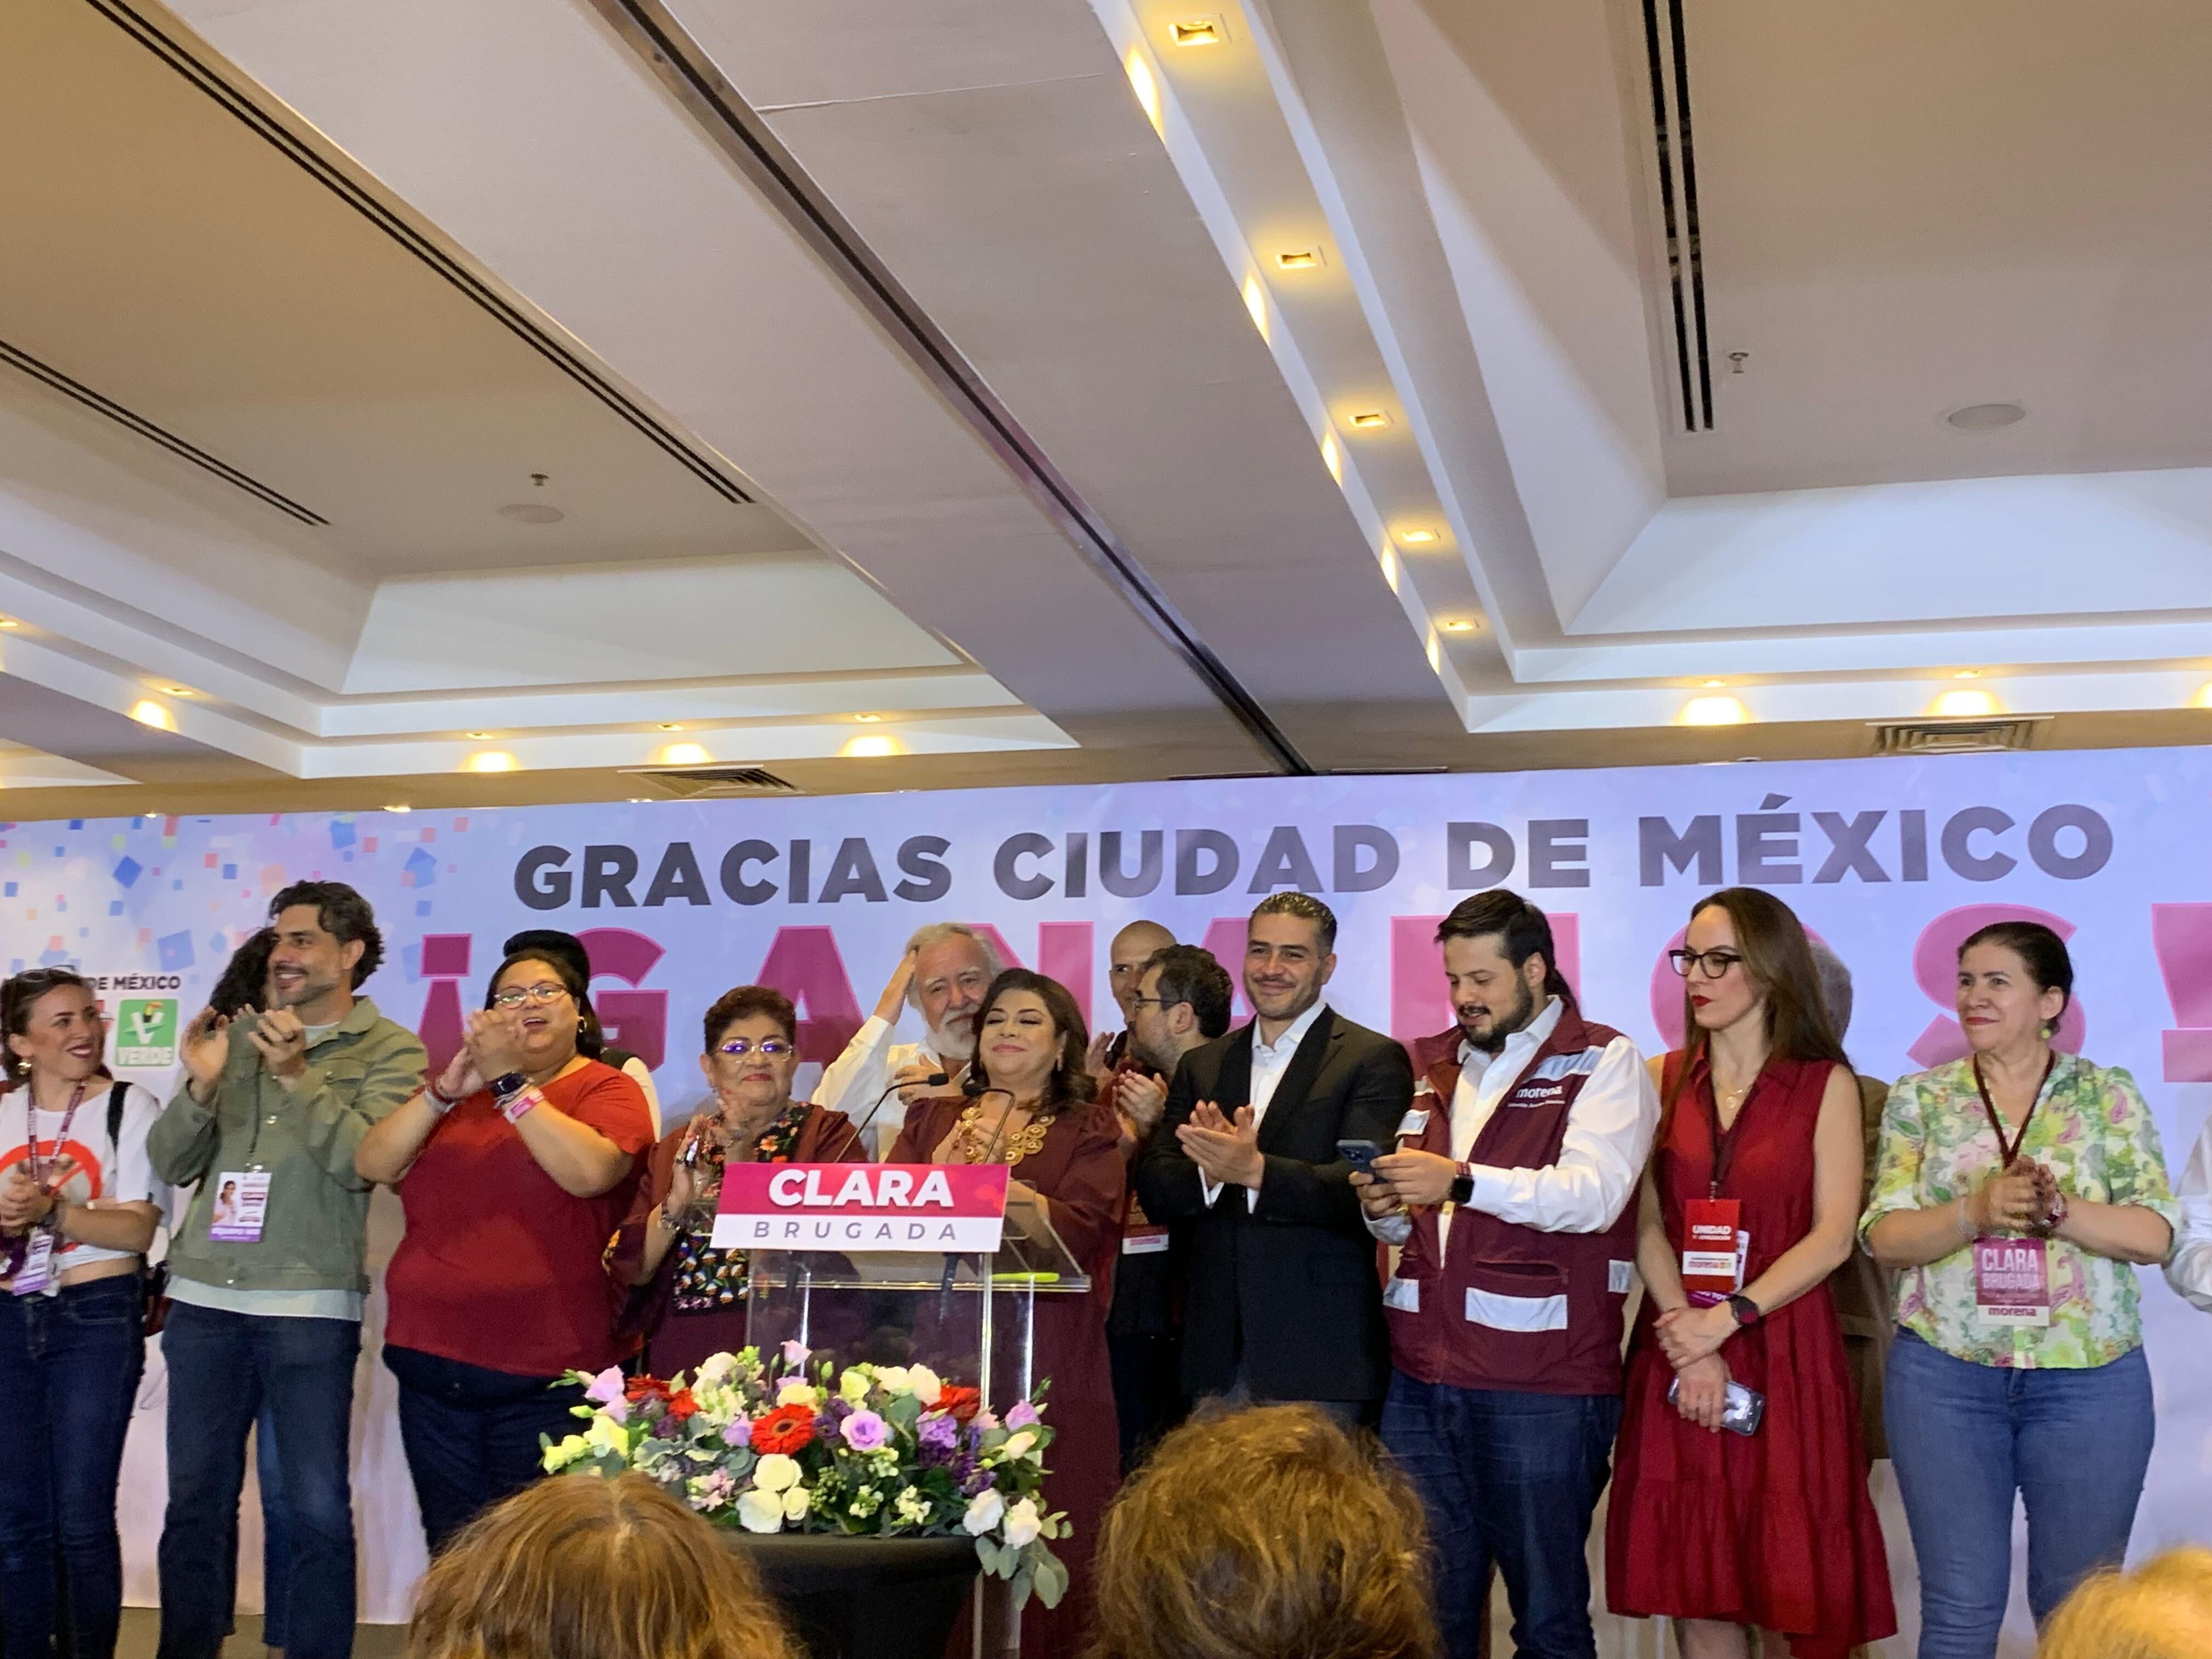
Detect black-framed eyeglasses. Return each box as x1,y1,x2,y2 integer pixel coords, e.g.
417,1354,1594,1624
1668,948,1744,979
492,982,572,1009
716,1037,795,1059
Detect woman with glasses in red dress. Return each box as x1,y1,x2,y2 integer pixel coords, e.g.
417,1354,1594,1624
608,986,867,1379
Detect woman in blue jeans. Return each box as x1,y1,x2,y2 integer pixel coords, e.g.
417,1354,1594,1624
1864,922,2177,1658
0,968,164,1659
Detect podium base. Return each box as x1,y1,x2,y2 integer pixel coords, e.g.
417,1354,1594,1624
732,1533,981,1659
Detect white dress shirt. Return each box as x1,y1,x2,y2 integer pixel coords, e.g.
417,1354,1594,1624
2165,1108,2212,1315
1201,998,1330,1211
812,1015,955,1157
1369,997,1658,1248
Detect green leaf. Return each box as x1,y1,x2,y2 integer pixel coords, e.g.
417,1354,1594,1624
1030,1550,1070,1610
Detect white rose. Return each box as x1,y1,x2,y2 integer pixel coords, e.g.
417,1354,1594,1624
905,1364,943,1405
1002,1431,1037,1460
697,1352,737,1384
782,1486,812,1521
777,1379,818,1407
839,1368,873,1404
753,1453,803,1493
1003,1497,1042,1549
873,1365,911,1396
737,1489,785,1534
962,1488,1005,1537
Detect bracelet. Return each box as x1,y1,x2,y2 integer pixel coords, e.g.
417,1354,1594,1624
2042,1189,2069,1236
498,1085,543,1125
424,1082,458,1117
1956,1197,1977,1243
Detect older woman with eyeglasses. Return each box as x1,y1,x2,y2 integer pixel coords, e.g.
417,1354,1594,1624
607,985,866,1378
356,945,654,1553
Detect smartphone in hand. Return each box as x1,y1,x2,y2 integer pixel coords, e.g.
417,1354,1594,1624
1667,1376,1766,1435
1337,1139,1385,1175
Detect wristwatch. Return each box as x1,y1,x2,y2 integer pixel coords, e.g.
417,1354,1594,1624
489,1071,528,1100
1447,1162,1475,1207
1725,1292,1762,1329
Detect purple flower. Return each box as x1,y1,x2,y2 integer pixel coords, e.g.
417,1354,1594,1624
919,1414,960,1451
723,1418,755,1448
1005,1400,1040,1430
781,1339,811,1369
842,1409,889,1452
584,1368,626,1407
960,1466,995,1497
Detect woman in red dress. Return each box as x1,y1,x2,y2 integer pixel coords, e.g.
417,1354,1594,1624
1607,888,1894,1658
892,968,1121,1659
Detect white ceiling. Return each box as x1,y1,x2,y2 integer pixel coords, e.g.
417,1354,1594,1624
3,0,2211,817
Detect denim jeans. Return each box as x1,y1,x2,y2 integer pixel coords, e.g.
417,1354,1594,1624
1381,1373,1621,1659
0,1276,145,1659
1885,1330,2154,1658
156,1303,360,1659
382,1345,584,1554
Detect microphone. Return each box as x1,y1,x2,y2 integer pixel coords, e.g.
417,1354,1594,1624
851,1069,950,1153
973,1087,1019,1166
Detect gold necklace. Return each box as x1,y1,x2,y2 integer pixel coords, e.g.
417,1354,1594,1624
953,1102,1053,1166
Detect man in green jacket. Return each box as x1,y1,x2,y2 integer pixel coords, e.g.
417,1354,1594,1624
148,882,425,1659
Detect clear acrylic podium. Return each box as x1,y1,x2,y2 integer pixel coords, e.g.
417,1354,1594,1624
743,1204,1091,1410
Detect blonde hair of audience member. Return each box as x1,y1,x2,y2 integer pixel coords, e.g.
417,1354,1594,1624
2038,1547,2212,1659
1089,1404,1438,1659
405,1473,797,1659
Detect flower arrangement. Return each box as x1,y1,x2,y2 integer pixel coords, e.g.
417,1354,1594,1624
543,1342,1070,1608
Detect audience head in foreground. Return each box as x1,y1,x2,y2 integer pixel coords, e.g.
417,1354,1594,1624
405,1472,797,1659
1090,1404,1437,1659
2039,1547,2212,1659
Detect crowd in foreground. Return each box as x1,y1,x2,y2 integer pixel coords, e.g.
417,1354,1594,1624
3,873,2211,1659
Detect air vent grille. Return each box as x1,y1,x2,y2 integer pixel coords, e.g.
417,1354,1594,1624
1640,0,1712,432
1870,716,2048,756
619,765,803,798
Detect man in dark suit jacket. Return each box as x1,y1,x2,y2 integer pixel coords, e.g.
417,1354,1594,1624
1136,893,1414,1420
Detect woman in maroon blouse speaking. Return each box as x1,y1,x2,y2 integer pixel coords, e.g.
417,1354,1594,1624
356,946,653,1553
893,969,1122,1659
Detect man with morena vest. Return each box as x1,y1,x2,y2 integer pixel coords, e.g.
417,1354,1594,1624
1355,891,1660,1659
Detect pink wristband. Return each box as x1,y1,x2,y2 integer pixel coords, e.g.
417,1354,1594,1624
498,1086,542,1124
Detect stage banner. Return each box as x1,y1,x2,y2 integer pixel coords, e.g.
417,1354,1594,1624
9,743,2210,1647
713,1163,1009,1252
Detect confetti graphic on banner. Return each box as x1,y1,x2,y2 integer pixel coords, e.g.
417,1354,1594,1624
156,930,195,972
402,847,438,889
114,856,143,888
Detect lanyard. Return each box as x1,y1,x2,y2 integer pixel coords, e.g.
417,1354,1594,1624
1971,1051,2056,1170
24,1081,89,1190
1703,1061,1765,1199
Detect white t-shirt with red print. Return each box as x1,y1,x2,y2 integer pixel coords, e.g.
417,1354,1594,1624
0,1081,163,1292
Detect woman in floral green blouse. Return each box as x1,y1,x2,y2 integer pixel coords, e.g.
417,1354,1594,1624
1863,921,2176,1659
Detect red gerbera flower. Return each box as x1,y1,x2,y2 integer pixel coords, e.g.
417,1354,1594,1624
625,1374,672,1403
667,1389,699,1422
933,1385,983,1424
752,1403,816,1455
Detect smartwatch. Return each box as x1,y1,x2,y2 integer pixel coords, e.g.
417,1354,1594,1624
1447,1163,1475,1207
489,1071,528,1100
1725,1292,1762,1329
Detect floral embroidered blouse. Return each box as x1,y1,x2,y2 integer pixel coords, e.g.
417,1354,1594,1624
1861,1052,2179,1370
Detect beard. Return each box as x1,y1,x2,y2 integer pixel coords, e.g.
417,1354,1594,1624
1460,975,1539,1057
930,1009,978,1062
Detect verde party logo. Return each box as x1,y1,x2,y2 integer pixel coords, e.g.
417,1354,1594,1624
114,998,179,1068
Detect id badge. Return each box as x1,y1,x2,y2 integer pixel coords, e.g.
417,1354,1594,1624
1680,1197,1743,1307
208,1170,273,1243
1121,1227,1170,1256
12,1229,57,1295
1973,1236,2051,1327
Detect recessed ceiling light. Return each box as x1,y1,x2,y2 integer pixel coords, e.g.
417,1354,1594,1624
466,749,519,773
1276,249,1323,270
1171,18,1224,46
1944,402,2026,432
383,803,411,814
1953,669,1980,679
657,723,682,731
842,734,900,759
466,731,492,740
1348,411,1390,430
497,502,565,524
660,742,709,766
1397,528,1437,545
161,686,194,697
1933,688,2001,718
1441,618,1478,633
1702,679,1725,688
855,713,882,723
1681,695,1750,727
0,616,20,629
128,699,172,731
627,797,653,804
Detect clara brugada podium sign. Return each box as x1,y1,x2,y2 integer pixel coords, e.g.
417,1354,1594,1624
712,1164,1012,1253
